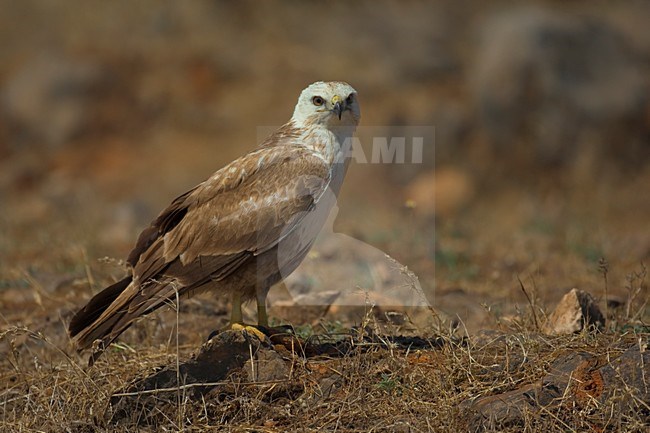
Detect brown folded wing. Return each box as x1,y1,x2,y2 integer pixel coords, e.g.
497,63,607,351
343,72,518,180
70,144,331,358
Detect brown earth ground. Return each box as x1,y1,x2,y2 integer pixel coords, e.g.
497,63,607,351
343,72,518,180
1,1,649,431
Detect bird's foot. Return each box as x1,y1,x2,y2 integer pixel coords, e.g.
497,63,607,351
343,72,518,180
230,322,268,341
207,322,269,342
207,323,295,343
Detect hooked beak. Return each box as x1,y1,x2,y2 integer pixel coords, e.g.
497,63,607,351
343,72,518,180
331,95,344,120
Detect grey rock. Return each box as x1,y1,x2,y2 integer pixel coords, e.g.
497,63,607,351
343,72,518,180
473,7,648,167
1,53,104,147
462,342,650,431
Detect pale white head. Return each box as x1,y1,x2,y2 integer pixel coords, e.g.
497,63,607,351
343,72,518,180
291,81,360,129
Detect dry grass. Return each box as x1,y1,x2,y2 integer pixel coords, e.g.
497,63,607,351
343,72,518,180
1,276,648,432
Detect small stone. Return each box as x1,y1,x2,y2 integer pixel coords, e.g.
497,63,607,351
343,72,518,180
244,348,290,382
542,288,605,335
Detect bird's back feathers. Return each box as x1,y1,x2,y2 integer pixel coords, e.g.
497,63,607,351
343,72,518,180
69,137,332,363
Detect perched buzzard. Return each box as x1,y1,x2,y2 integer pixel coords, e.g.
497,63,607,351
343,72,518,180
69,81,360,364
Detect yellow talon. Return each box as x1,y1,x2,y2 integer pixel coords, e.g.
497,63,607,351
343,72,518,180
230,323,267,341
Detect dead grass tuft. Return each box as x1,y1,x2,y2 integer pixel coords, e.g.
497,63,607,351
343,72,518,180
1,286,648,432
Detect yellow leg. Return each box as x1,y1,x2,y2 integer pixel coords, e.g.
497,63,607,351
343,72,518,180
257,289,268,327
230,291,243,325
227,290,267,341
257,301,268,327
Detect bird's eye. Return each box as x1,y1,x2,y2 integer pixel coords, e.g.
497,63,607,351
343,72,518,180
346,94,354,104
312,96,324,106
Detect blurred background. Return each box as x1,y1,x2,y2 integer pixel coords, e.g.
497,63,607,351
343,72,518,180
1,1,648,334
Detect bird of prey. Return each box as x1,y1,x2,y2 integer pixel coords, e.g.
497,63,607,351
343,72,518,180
69,81,360,364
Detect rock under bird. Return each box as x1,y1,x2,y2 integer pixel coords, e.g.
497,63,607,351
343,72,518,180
68,81,360,364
